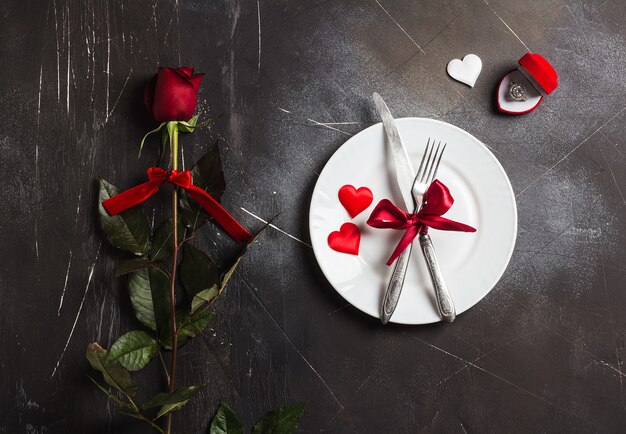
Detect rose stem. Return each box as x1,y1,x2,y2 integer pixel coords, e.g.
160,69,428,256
165,121,180,434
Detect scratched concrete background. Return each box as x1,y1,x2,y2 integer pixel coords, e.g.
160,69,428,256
2,0,626,433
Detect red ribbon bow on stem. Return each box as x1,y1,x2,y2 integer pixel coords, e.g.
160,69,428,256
102,167,252,243
367,180,476,265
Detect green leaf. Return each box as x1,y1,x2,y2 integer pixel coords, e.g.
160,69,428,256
180,144,225,230
85,342,137,397
252,403,305,434
179,115,219,133
188,230,252,313
221,254,243,290
177,115,199,133
159,308,213,350
143,385,204,409
190,255,241,313
178,310,214,339
149,218,185,261
98,178,151,256
191,286,219,313
210,402,244,434
157,403,186,419
128,267,170,331
114,258,150,277
143,385,205,419
139,122,166,157
180,244,220,299
180,226,262,342
108,331,158,371
88,376,133,409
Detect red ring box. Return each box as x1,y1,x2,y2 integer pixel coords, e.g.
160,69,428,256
497,53,558,115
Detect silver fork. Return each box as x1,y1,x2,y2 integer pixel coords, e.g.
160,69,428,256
381,139,455,323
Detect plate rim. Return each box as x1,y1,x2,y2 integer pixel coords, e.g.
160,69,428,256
309,117,518,324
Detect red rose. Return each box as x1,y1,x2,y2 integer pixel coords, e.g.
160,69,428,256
144,67,204,122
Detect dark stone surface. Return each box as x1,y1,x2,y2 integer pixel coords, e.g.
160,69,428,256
2,0,626,433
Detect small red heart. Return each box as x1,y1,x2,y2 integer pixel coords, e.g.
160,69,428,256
328,223,361,255
338,185,373,218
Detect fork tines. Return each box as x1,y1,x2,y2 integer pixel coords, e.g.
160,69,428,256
413,138,447,189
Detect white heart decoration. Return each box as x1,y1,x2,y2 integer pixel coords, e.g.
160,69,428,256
446,54,482,87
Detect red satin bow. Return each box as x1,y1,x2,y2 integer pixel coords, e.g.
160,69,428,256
102,167,252,243
367,180,476,265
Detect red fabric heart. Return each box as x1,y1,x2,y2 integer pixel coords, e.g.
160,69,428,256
338,185,373,218
328,223,361,255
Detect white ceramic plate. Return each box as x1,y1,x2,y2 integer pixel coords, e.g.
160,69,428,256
309,118,517,324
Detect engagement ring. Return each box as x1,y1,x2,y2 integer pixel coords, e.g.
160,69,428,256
508,81,527,101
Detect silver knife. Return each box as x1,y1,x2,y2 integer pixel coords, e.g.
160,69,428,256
373,93,418,324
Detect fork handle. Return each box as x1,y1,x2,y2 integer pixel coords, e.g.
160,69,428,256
419,232,456,322
380,242,413,325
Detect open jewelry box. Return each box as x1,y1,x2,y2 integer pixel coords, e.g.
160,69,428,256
496,53,558,115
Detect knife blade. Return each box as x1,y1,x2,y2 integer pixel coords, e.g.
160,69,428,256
372,92,418,324
372,92,415,211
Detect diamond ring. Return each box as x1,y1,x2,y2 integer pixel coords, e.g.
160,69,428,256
508,81,527,101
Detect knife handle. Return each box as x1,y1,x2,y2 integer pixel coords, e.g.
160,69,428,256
419,232,456,322
381,243,413,325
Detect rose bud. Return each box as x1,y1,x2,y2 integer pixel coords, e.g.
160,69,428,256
144,66,204,122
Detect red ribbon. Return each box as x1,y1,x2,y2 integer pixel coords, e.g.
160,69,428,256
367,180,476,265
102,167,252,243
